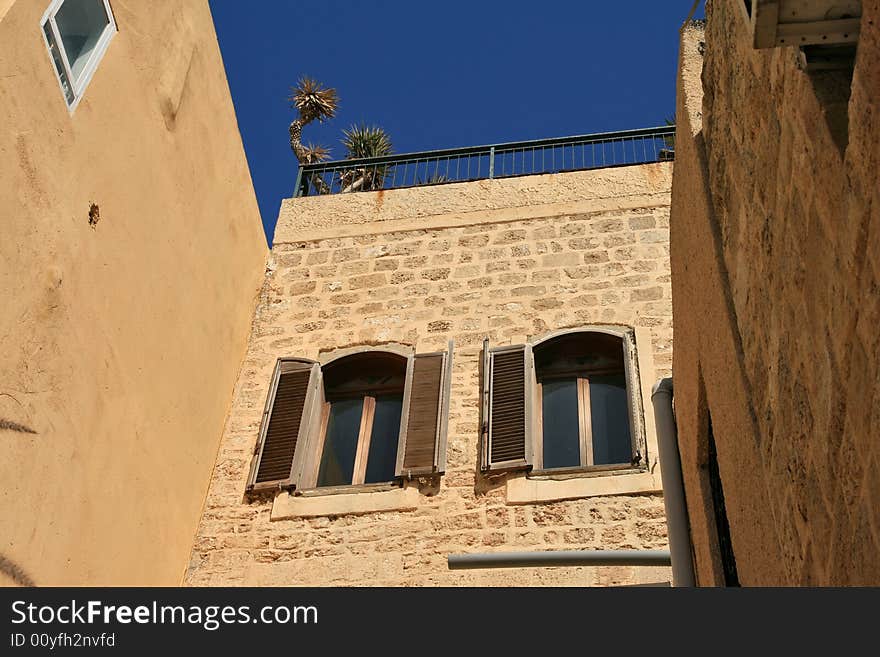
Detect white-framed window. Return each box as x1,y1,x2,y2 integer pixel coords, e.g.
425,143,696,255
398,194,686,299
40,0,117,111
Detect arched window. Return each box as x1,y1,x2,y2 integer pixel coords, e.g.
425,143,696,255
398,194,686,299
533,332,634,469
481,328,645,474
317,352,407,487
247,344,454,492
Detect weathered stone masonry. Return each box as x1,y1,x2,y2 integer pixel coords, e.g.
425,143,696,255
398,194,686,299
187,165,674,586
671,2,880,585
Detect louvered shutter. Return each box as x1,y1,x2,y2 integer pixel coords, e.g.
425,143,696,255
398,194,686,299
395,341,454,477
246,359,318,491
481,342,533,472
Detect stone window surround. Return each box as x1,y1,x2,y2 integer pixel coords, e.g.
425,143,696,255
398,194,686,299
270,326,661,520
251,340,450,496
509,325,662,503
525,325,646,472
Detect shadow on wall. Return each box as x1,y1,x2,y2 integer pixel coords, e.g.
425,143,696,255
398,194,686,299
0,554,35,587
0,392,37,435
807,67,853,155
1,402,38,585
0,418,36,434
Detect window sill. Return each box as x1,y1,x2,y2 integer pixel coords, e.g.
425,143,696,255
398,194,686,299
271,484,420,520
506,467,662,505
528,463,641,479
294,481,400,497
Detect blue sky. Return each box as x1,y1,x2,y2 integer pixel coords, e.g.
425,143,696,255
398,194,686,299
208,1,704,244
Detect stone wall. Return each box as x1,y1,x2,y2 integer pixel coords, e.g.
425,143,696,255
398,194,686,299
671,1,880,585
186,165,674,586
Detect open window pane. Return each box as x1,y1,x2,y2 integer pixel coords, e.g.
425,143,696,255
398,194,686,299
589,373,632,465
541,378,581,469
43,22,75,104
364,395,402,484
317,399,363,487
54,0,110,82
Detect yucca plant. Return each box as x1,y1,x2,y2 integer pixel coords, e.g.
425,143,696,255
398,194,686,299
417,172,451,186
338,123,394,193
341,123,393,158
288,77,338,194
659,115,675,161
288,77,394,194
290,76,338,123
299,143,331,165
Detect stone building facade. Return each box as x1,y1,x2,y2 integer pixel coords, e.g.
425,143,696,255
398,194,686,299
186,164,674,586
670,1,880,585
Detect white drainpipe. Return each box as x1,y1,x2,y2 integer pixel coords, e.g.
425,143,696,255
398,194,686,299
652,377,696,586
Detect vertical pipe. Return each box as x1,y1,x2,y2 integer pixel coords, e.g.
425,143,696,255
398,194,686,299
652,378,696,587
481,337,491,469
488,146,495,179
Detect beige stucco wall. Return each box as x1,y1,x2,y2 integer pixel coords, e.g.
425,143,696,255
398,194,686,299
0,0,14,23
0,0,268,585
187,164,674,586
671,1,880,585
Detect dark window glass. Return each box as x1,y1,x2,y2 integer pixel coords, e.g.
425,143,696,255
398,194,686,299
541,378,581,469
364,395,402,484
318,351,407,488
317,398,362,487
534,331,637,471
589,373,632,465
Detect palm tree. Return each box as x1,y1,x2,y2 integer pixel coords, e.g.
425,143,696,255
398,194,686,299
339,123,394,193
289,77,338,194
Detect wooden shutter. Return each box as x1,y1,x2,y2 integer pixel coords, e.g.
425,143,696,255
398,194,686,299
292,367,326,490
621,329,645,464
395,341,453,477
481,341,533,472
246,359,318,492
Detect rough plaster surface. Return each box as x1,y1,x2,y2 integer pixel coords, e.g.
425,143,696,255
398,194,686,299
0,0,13,24
187,164,674,586
671,2,880,585
0,1,267,585
276,165,672,243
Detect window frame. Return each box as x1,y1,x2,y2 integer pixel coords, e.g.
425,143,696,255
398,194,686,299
299,349,411,491
40,0,117,112
482,336,641,476
529,327,645,476
533,375,594,470
248,342,453,496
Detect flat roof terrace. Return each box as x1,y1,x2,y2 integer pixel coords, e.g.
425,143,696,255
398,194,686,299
294,125,675,198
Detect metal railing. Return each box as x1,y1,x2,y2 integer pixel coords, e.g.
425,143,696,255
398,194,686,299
294,125,675,197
